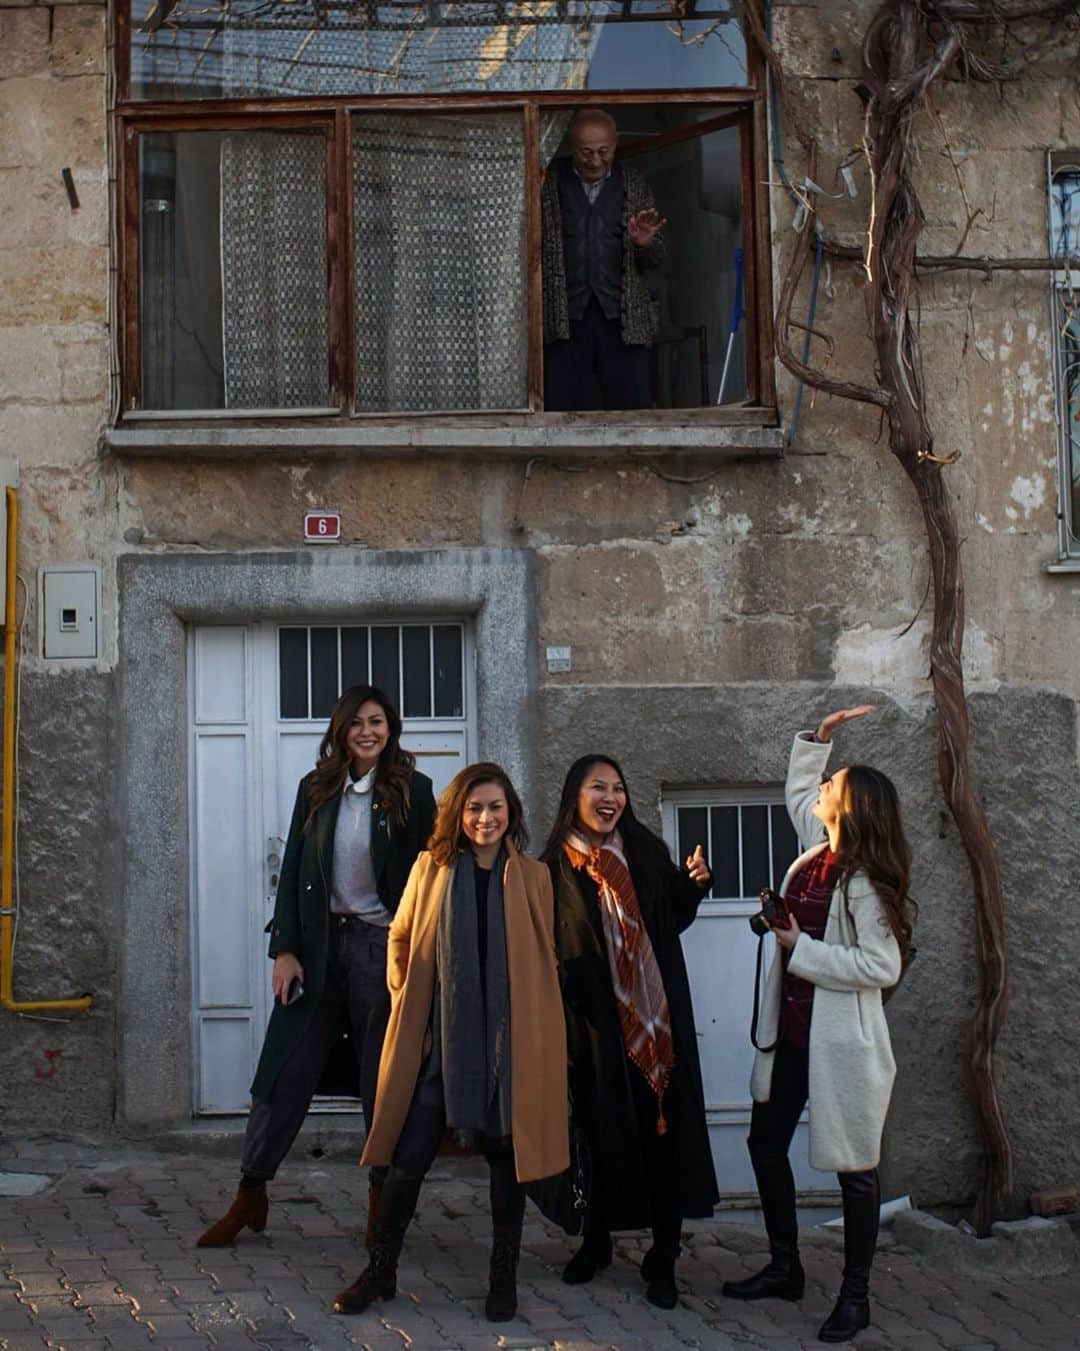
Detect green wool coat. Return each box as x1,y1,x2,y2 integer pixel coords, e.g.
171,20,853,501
250,768,436,1102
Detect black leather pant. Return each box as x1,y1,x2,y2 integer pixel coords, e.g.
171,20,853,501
747,1039,880,1289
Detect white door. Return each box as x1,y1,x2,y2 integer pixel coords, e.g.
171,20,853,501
662,790,828,1201
190,619,475,1114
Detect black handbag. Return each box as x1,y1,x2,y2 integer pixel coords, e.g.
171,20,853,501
524,1096,592,1236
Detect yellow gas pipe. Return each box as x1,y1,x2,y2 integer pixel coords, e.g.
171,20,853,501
2,486,92,1013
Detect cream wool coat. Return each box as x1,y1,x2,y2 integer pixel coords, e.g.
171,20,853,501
750,733,902,1174
360,843,570,1185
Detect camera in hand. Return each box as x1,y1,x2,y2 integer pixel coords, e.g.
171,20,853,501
749,886,792,937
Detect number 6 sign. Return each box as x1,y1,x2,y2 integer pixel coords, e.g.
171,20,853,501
303,511,342,543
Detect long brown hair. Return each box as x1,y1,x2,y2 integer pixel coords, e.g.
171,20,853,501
303,685,415,832
837,764,917,952
428,762,527,867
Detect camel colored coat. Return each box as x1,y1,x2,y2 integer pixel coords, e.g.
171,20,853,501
361,843,570,1184
750,734,903,1173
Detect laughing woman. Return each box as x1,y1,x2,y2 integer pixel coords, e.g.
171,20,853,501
542,755,718,1310
197,685,435,1251
333,763,568,1323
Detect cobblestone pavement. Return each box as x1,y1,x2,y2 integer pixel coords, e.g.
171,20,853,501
2,1139,1079,1351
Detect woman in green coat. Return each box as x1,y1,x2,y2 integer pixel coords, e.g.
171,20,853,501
197,684,436,1250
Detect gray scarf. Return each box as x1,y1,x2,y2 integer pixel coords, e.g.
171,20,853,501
436,849,512,1143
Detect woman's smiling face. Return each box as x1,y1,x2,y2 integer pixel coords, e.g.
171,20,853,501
576,762,627,840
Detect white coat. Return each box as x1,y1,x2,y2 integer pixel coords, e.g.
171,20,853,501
750,733,902,1173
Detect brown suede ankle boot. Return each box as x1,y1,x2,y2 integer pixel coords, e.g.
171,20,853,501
363,1179,382,1251
196,1183,268,1248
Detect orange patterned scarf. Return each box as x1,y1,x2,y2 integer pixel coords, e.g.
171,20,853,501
564,829,674,1134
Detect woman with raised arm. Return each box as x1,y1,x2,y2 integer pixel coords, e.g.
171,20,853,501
722,705,915,1344
197,685,436,1251
542,755,718,1310
333,763,568,1323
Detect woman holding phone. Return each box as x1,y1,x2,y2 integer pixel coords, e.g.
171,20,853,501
197,685,436,1251
334,762,568,1323
542,755,718,1310
723,706,914,1344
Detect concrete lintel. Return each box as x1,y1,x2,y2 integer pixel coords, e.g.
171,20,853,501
104,420,785,460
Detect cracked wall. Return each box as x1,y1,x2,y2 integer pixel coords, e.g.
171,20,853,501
0,0,1078,1214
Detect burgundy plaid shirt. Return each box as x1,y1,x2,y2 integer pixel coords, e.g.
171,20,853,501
779,847,842,1049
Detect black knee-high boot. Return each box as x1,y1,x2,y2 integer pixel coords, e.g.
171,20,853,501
486,1151,526,1322
562,1168,612,1285
333,1167,423,1315
723,1134,804,1302
819,1169,879,1343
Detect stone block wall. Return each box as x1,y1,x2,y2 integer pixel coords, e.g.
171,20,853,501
0,0,1077,1215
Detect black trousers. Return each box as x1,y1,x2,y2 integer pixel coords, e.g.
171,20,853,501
584,1061,682,1258
544,298,650,411
241,916,391,1183
748,1039,880,1286
377,1092,525,1246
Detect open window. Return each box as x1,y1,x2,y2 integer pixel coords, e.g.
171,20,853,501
117,1,772,421
1049,152,1080,559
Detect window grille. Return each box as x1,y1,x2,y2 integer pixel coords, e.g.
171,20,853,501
662,788,799,902
1049,154,1080,558
278,623,465,720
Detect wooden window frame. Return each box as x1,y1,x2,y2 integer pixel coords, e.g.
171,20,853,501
114,8,776,424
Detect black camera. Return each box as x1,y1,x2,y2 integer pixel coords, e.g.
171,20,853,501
749,886,791,937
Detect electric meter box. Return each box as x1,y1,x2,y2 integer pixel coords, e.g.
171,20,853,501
41,565,100,660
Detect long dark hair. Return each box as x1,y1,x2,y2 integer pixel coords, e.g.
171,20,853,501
428,762,528,867
303,684,415,832
540,754,674,888
838,764,917,952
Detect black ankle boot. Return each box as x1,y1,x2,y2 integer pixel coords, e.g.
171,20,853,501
562,1233,612,1285
722,1244,805,1302
332,1241,399,1314
485,1233,520,1321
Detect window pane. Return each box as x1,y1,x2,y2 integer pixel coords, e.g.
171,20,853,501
709,805,739,899
770,805,799,885
310,627,339,718
1060,297,1080,546
371,626,401,707
352,113,526,412
138,129,329,410
401,628,433,718
676,806,708,895
129,1,746,100
741,804,770,898
433,625,464,717
341,626,370,690
279,628,308,719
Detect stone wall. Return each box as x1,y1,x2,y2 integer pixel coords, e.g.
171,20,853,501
0,0,1077,1214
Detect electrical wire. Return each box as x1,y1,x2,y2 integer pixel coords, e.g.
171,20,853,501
786,225,824,448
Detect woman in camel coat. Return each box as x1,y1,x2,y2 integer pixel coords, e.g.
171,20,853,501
334,762,568,1324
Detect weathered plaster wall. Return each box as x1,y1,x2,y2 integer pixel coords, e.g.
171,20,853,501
1,0,1078,1215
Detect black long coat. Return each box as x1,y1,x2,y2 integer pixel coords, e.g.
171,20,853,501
550,849,719,1230
250,768,436,1102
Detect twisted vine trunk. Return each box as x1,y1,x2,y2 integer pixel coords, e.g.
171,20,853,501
862,1,1012,1230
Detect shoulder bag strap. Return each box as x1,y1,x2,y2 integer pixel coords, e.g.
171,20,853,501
750,933,778,1053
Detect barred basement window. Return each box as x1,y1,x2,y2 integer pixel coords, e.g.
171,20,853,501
661,788,799,902
278,623,465,720
1049,153,1080,559
116,2,774,419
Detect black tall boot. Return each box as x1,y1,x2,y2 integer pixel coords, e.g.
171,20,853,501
724,1135,804,1302
486,1152,526,1322
562,1170,612,1285
333,1169,422,1315
819,1169,879,1343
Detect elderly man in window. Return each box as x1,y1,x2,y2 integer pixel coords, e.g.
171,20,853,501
541,108,666,411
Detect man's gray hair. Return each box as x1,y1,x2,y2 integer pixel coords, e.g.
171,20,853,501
568,108,618,139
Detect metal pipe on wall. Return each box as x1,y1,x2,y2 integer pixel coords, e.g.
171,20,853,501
2,486,93,1013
